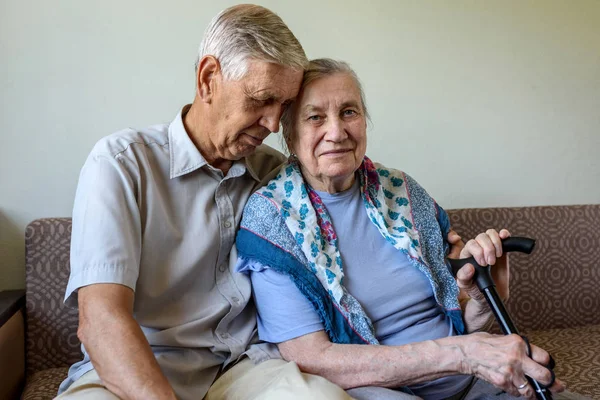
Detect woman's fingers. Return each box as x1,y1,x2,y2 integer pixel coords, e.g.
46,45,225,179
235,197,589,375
447,229,465,259
486,228,504,258
551,378,567,393
461,235,494,266
456,263,474,282
447,229,463,245
499,228,511,239
456,263,486,302
530,342,551,366
464,333,565,397
521,343,566,393
476,233,497,265
460,229,511,266
512,376,534,399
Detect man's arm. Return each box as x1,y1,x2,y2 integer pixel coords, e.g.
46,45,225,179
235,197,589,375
78,284,176,400
278,330,562,398
67,144,176,399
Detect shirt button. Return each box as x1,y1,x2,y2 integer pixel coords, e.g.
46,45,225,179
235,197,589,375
220,332,230,339
232,296,240,304
223,221,232,228
219,264,227,272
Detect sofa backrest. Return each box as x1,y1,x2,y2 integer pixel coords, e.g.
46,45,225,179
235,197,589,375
23,205,600,373
25,218,80,375
448,204,600,332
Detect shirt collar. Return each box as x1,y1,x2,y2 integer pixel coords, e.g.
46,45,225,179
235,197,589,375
169,105,207,179
243,157,261,182
168,104,261,182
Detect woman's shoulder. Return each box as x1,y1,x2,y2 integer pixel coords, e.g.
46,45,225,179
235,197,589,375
371,161,420,189
242,189,283,225
368,160,434,207
245,161,304,213
373,161,406,178
240,162,295,233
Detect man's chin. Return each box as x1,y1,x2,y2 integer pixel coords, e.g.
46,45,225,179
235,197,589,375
233,144,259,159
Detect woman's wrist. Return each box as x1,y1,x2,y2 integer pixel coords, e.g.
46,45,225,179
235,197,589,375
463,298,495,332
429,336,472,376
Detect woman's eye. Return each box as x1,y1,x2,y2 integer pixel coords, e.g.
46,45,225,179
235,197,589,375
308,115,321,121
342,109,357,117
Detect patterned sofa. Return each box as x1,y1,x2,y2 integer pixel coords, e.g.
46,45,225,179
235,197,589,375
449,205,600,398
0,205,598,399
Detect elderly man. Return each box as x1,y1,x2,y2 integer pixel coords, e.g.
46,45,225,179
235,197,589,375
57,5,353,400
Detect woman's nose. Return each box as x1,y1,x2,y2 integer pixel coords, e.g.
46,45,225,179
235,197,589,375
324,118,347,141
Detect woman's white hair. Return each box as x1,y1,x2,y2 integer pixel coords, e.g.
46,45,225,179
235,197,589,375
195,4,307,81
281,58,370,153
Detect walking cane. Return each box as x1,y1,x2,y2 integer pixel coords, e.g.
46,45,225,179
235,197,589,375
448,237,555,400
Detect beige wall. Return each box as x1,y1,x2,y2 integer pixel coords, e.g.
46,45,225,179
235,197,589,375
1,0,599,290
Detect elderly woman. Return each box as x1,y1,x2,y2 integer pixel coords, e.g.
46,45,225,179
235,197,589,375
235,59,566,400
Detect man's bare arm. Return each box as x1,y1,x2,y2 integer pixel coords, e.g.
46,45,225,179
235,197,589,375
77,284,176,400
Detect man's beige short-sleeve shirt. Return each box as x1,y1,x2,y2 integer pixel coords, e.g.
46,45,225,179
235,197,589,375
60,105,285,399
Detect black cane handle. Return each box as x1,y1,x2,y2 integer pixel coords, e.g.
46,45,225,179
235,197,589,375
448,237,536,290
501,237,536,254
448,236,552,399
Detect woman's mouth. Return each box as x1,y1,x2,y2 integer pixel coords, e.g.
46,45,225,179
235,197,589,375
321,149,351,157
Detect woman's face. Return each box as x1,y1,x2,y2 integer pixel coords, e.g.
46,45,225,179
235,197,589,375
290,73,367,193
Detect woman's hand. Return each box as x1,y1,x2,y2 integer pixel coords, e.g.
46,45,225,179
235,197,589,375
447,229,465,259
460,332,565,399
456,228,511,303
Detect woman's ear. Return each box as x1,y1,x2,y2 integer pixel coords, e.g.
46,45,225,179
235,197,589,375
196,55,220,103
284,134,295,156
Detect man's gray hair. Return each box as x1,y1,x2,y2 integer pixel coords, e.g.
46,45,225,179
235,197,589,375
281,58,370,152
195,4,307,81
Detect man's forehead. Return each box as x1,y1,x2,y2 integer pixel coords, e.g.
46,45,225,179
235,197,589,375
245,59,299,77
243,61,303,97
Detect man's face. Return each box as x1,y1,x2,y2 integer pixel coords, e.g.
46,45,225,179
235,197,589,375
210,60,303,161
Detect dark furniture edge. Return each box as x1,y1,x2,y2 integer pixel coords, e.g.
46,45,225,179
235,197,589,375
0,290,26,328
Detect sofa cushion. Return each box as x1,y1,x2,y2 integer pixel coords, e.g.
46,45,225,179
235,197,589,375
527,324,600,399
21,367,68,400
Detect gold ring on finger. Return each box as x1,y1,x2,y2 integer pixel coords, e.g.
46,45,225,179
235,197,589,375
517,380,529,390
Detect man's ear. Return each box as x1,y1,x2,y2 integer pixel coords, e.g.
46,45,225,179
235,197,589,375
196,55,221,103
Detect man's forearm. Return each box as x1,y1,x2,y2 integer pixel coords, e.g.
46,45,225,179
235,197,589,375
279,333,465,390
78,288,176,400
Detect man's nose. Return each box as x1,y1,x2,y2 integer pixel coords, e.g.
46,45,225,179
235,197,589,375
259,104,284,133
